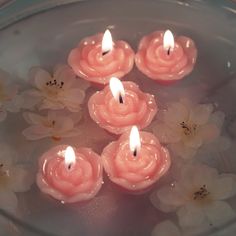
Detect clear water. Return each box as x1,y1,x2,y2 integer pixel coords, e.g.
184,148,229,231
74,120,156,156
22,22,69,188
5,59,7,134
0,0,236,235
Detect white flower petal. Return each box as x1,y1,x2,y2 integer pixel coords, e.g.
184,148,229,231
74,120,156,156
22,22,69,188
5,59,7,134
157,185,186,209
60,128,81,138
20,90,42,109
8,166,34,192
184,135,202,148
62,89,85,111
170,142,197,159
177,203,207,228
205,201,236,226
181,164,218,189
152,220,181,236
197,124,220,143
23,112,45,125
0,190,17,213
153,123,181,144
211,175,236,200
163,102,189,125
209,111,225,130
22,126,51,140
39,99,64,110
33,68,51,90
189,104,213,125
150,191,178,212
53,117,74,134
4,95,23,113
54,65,75,85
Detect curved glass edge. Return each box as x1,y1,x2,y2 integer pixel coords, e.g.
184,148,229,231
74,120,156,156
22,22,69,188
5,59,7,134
0,0,235,235
0,0,235,30
0,0,86,29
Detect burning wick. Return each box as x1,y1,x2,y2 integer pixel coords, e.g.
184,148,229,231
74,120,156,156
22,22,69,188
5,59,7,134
102,29,113,56
167,47,171,55
119,94,124,104
129,126,141,157
109,77,125,104
102,51,109,56
163,29,174,56
64,146,76,171
133,148,137,157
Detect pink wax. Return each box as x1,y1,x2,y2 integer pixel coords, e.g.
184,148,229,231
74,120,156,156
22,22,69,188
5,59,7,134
135,31,197,85
36,145,103,203
88,81,157,135
68,33,135,85
101,131,171,193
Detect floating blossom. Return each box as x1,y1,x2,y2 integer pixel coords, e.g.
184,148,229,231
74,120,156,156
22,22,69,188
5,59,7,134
150,163,236,231
152,99,224,159
0,143,33,231
22,110,82,141
0,71,23,122
152,220,181,236
22,65,89,112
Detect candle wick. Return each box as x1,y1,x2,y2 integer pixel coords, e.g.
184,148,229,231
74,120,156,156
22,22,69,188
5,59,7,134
119,94,124,104
133,149,137,157
167,47,171,55
68,164,72,170
102,50,109,56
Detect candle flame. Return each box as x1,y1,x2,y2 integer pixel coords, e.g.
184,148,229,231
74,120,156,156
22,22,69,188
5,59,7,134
102,29,113,54
163,30,175,53
129,126,141,157
109,77,125,103
65,146,76,169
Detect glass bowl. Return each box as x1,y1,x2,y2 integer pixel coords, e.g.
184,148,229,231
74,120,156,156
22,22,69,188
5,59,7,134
0,0,236,235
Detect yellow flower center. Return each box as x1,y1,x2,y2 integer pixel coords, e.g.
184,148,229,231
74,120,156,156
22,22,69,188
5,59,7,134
180,121,197,136
192,185,211,205
44,79,65,98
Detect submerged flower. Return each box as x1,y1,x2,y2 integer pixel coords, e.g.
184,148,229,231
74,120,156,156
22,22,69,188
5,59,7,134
150,163,236,231
23,65,89,112
22,110,82,140
152,99,224,159
0,71,23,122
0,143,33,214
152,220,181,236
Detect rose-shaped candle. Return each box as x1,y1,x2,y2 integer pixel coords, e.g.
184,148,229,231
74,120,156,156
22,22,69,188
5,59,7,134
135,30,197,85
101,126,171,193
68,30,135,85
88,78,157,134
37,145,103,203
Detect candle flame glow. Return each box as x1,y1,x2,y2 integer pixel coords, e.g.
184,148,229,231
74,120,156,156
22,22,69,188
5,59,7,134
163,30,175,54
109,77,125,103
65,146,76,170
129,126,141,157
102,29,113,54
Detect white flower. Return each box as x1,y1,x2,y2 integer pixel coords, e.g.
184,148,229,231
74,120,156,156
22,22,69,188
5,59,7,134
22,65,89,112
152,220,181,236
0,71,23,122
150,163,236,231
22,110,82,140
152,98,224,159
0,143,33,217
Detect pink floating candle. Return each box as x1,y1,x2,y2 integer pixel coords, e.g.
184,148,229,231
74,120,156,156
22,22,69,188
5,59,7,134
37,145,103,203
101,126,171,193
135,30,197,85
88,78,157,134
68,30,135,85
